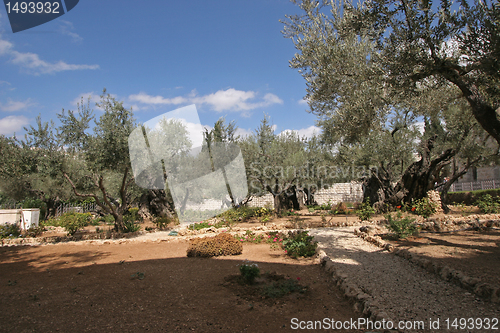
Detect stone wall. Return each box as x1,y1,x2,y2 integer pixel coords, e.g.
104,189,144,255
181,182,364,211
247,182,363,209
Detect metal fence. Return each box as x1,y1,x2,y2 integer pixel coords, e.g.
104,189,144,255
55,202,98,217
450,179,500,192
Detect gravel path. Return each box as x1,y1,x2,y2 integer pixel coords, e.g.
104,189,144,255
310,227,500,333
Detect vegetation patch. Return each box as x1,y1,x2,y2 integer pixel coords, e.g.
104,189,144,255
385,212,419,239
282,230,317,259
356,200,376,221
0,223,22,239
187,233,243,257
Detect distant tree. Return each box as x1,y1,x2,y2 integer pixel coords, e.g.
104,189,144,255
240,115,322,213
203,118,241,208
0,117,74,218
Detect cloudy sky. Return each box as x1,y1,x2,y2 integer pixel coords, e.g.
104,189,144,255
0,0,321,139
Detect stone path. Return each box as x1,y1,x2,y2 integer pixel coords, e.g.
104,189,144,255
310,227,500,333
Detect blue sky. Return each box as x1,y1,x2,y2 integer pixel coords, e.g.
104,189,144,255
0,0,321,139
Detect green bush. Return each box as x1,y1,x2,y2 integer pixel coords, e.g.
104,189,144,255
261,279,307,298
20,198,47,220
307,202,332,211
24,225,45,238
412,197,437,218
122,220,140,233
447,189,500,206
101,214,115,224
475,194,500,214
356,200,376,221
57,212,91,236
386,212,418,239
282,230,317,259
126,207,142,222
281,209,299,217
333,202,347,214
0,223,22,239
239,260,260,284
188,220,225,230
153,216,170,229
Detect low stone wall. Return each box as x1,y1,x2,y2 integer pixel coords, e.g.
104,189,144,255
247,182,363,209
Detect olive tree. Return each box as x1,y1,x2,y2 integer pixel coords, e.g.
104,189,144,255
59,90,139,231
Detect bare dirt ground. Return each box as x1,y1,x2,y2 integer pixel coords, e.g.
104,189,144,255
0,239,361,333
385,229,500,288
1,208,499,332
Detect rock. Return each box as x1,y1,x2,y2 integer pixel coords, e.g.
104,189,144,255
474,283,495,299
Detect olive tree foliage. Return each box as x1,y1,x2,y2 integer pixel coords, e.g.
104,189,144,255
240,115,325,213
282,0,500,145
203,118,241,208
58,90,140,231
0,117,76,218
282,0,499,209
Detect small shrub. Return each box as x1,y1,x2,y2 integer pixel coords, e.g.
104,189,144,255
58,212,91,236
386,212,418,239
319,201,333,210
103,214,115,224
235,230,264,243
475,194,500,214
130,272,145,280
261,279,307,298
89,217,100,226
215,206,261,223
187,233,243,257
238,260,260,284
24,225,45,238
188,220,225,231
0,223,22,239
282,230,317,259
265,231,286,250
356,200,376,221
412,197,437,218
281,210,299,216
153,216,172,229
333,202,347,214
127,207,142,222
122,220,140,233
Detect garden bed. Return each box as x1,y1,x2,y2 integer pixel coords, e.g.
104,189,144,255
0,240,361,332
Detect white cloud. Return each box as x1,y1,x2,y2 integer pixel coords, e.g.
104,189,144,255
0,39,13,55
194,89,256,111
129,92,187,105
0,35,99,75
279,125,321,138
0,99,33,112
128,88,283,114
58,20,83,43
298,98,309,105
235,127,253,138
0,115,30,135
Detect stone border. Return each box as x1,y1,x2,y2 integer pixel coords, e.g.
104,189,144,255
354,227,500,304
317,249,399,333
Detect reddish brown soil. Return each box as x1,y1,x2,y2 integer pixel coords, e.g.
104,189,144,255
0,241,362,333
387,229,500,287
